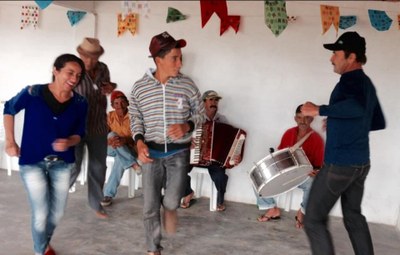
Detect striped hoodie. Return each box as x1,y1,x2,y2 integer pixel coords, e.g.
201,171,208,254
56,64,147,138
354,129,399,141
129,68,205,152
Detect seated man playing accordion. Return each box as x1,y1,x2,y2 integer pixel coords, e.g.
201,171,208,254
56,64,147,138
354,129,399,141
182,90,244,212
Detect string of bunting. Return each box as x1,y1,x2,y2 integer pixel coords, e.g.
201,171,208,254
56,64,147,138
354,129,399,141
19,2,400,34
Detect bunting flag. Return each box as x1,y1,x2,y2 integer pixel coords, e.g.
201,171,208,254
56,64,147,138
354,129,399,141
219,15,240,35
339,15,357,30
200,0,240,35
166,7,186,23
118,13,137,37
20,5,39,30
67,11,86,26
122,1,150,19
264,1,288,37
398,15,400,30
35,0,52,10
320,5,340,35
368,9,392,31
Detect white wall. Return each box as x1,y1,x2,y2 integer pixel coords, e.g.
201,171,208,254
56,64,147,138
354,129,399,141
1,1,399,227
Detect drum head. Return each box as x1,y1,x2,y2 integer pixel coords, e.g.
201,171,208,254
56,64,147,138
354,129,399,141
257,165,312,198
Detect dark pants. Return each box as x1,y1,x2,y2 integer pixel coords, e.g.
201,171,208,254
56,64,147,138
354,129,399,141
184,163,228,205
304,163,373,255
69,134,108,212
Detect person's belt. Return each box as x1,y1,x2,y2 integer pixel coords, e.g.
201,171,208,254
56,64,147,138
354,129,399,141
44,155,63,162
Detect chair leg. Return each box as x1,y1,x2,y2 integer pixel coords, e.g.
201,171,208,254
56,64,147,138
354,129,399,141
128,168,136,198
6,155,12,176
210,182,217,211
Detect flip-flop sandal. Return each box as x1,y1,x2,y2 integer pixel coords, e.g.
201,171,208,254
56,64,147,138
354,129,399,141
257,215,281,222
180,199,197,209
216,204,226,212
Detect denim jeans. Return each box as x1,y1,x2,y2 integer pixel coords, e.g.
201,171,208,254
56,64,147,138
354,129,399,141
142,149,189,252
304,163,373,255
19,161,73,255
256,177,313,213
104,132,138,197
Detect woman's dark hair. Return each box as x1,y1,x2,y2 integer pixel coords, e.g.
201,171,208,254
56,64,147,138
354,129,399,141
52,54,85,83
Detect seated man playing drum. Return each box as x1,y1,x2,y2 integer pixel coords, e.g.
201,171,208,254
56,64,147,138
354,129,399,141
256,104,324,228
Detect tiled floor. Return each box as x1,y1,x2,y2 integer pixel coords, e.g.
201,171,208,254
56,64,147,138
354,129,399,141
1,171,399,255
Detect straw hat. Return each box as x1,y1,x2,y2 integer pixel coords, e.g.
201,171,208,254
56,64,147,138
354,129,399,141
77,37,104,57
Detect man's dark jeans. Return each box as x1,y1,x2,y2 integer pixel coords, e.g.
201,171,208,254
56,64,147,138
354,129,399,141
304,163,374,255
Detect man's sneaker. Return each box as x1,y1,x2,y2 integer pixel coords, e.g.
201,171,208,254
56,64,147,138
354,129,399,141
100,196,112,207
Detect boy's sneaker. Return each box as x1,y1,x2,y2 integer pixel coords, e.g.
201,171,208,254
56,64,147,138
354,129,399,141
101,196,112,207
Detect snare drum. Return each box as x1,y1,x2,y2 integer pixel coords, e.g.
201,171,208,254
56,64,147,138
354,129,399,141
249,148,312,198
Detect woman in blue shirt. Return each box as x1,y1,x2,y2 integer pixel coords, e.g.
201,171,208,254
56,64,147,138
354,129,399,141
3,54,88,255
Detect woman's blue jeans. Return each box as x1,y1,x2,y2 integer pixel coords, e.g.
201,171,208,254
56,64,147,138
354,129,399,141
304,163,373,255
19,161,73,255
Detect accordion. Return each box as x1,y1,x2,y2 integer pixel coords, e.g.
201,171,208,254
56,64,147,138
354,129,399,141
190,121,246,169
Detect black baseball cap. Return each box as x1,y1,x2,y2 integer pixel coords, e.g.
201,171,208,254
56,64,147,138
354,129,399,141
323,31,366,55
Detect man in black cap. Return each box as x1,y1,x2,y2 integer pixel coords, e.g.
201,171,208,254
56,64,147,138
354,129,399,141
301,31,386,255
128,31,204,255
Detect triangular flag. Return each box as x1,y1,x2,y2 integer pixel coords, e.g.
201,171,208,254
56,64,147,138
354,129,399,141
320,5,340,35
264,0,288,37
368,9,392,31
220,15,240,35
398,15,400,30
200,0,227,28
118,13,137,37
166,7,186,23
20,5,39,30
339,15,357,30
35,0,52,10
67,11,87,26
200,0,240,36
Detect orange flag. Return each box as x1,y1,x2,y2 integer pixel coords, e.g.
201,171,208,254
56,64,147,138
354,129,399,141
320,5,340,35
118,13,137,37
397,14,400,30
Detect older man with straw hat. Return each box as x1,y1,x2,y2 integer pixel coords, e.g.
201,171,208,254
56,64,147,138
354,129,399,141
70,37,116,219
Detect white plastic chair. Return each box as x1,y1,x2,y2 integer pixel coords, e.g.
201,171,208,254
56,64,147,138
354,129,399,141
190,167,218,211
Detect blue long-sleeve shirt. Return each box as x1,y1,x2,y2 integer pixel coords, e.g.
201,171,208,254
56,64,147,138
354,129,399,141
3,84,88,165
319,69,385,165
